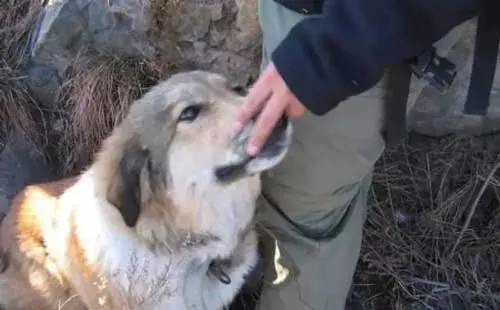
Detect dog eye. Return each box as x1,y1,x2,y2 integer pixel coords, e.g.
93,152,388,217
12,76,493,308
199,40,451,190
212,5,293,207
231,85,247,95
178,104,204,122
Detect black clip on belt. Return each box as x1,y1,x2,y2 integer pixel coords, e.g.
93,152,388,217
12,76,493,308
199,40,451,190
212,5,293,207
408,46,457,92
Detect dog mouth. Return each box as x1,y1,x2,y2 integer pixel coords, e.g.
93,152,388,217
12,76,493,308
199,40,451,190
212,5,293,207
214,114,292,183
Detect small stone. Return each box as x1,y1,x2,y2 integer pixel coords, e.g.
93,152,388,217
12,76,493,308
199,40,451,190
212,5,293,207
0,134,57,207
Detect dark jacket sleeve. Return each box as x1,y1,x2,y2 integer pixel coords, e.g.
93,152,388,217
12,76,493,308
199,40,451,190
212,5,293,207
271,0,482,115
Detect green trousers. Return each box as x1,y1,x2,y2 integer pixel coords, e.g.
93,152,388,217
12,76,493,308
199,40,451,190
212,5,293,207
255,1,387,309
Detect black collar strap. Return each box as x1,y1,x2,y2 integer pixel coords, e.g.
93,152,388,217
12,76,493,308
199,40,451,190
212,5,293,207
206,223,254,284
208,259,232,284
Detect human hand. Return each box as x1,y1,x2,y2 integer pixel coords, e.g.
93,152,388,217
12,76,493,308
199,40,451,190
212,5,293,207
233,62,305,156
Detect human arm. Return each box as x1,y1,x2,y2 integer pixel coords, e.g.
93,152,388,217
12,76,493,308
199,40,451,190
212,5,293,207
271,0,481,114
235,0,482,155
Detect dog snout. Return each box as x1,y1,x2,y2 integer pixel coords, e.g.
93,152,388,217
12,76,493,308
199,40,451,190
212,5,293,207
258,114,289,147
231,84,247,96
226,112,290,160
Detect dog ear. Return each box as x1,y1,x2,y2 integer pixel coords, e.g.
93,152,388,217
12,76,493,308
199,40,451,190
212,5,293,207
106,141,150,227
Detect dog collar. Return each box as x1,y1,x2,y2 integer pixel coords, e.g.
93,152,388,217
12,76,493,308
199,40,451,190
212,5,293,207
207,222,254,285
208,259,232,284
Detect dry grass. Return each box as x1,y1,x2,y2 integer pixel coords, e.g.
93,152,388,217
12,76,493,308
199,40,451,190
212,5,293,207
0,0,45,146
55,53,163,175
349,132,500,310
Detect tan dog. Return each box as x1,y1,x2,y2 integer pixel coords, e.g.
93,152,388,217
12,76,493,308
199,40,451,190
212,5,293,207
0,71,292,310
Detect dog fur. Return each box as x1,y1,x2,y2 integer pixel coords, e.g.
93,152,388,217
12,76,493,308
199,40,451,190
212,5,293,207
0,71,292,310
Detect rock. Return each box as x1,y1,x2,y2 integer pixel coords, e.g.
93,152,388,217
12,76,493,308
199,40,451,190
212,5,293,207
173,3,213,42
25,0,154,107
0,195,7,217
24,0,262,108
235,0,260,41
209,3,224,21
407,18,500,137
163,0,261,88
0,134,57,214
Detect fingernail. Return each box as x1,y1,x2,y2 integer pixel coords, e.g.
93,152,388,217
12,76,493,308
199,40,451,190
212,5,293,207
247,143,259,156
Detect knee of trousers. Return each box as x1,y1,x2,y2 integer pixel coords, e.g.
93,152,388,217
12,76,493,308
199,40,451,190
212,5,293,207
257,171,372,243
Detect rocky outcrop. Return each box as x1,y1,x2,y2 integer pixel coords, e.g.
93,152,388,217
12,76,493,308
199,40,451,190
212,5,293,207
25,0,261,107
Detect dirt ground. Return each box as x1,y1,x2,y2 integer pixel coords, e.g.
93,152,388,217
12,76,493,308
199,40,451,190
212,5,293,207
1,1,500,310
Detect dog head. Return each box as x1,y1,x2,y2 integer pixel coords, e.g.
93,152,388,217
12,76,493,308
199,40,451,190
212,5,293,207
96,71,292,248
